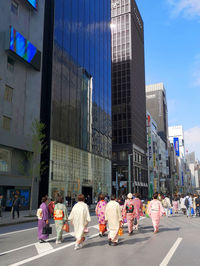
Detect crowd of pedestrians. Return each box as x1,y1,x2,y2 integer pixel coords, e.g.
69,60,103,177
36,191,200,250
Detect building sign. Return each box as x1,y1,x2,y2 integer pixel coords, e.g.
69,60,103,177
173,137,180,157
26,0,37,9
7,26,41,70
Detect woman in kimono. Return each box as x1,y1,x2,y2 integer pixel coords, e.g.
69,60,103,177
172,196,179,214
37,196,50,243
133,193,143,231
95,194,107,237
123,193,135,235
148,192,164,233
68,194,91,250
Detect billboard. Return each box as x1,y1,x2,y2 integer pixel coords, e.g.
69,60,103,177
8,26,41,70
26,0,37,9
173,137,180,157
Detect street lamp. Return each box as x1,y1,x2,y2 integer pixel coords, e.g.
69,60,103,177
113,163,119,198
128,154,133,193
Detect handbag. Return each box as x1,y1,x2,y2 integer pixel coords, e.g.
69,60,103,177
62,223,69,232
118,227,123,236
84,227,89,233
42,224,52,235
191,207,194,215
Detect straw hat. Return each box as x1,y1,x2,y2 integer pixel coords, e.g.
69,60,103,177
127,193,133,199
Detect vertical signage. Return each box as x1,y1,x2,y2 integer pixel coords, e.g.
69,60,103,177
173,137,180,157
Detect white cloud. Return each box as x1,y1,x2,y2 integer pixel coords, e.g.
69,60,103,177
185,126,200,160
167,0,200,18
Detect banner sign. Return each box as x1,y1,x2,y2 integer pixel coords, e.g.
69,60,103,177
173,137,180,157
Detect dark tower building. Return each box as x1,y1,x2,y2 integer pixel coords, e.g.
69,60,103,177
40,0,112,201
111,0,148,198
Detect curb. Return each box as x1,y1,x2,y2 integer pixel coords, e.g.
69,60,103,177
0,218,38,228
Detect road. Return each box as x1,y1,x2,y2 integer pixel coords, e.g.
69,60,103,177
0,213,199,266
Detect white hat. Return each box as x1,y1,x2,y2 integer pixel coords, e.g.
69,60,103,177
127,193,133,199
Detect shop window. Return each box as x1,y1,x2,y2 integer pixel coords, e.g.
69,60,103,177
0,148,11,172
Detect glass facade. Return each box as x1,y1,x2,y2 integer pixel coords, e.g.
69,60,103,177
48,0,112,199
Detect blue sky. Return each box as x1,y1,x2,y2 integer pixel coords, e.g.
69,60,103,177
136,0,200,159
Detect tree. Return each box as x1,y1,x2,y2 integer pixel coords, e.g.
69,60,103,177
22,120,47,215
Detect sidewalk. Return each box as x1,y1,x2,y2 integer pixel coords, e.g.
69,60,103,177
0,210,38,227
0,204,96,227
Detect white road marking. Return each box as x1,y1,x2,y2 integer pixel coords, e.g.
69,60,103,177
0,224,98,256
159,237,183,266
0,226,38,237
9,233,99,266
35,242,53,254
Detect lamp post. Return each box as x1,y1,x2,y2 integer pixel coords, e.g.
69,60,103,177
128,154,133,193
113,163,119,198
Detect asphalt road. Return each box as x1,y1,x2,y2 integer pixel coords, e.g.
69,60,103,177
0,213,199,266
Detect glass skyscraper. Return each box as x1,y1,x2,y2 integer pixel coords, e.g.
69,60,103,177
40,0,112,200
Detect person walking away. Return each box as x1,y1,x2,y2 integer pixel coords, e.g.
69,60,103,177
12,195,21,219
95,194,107,237
54,196,68,244
195,195,200,216
148,192,164,233
184,195,191,218
105,195,122,246
172,197,179,214
68,194,91,250
180,194,186,215
193,194,197,216
48,199,55,218
133,193,143,230
123,193,134,235
162,195,171,217
0,194,3,217
37,196,50,243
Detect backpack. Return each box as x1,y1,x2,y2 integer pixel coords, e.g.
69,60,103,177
184,198,189,208
36,208,43,220
126,202,134,213
163,198,168,208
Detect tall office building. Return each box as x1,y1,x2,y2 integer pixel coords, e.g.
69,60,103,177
111,0,148,197
40,0,112,201
146,83,168,145
0,0,44,209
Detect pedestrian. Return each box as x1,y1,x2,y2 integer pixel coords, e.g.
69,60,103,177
172,197,179,214
95,194,107,237
123,193,135,235
180,194,186,215
68,194,91,250
133,193,143,230
48,198,55,218
184,195,192,218
193,194,197,216
148,192,164,233
37,196,50,243
0,194,3,217
105,195,122,246
12,194,21,219
195,195,200,216
162,194,171,217
54,196,68,244
87,195,91,208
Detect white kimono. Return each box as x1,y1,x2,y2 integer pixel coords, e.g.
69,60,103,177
105,200,122,241
68,201,91,241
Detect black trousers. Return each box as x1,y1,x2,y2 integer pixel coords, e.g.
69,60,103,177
12,207,19,219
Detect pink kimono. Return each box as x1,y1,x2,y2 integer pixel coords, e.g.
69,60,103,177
133,198,143,221
148,199,164,232
123,199,135,233
95,200,107,233
173,200,179,213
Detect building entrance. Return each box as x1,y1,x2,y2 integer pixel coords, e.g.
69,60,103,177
82,186,93,205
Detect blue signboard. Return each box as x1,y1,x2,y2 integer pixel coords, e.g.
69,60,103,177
8,26,41,70
26,0,37,9
173,137,180,157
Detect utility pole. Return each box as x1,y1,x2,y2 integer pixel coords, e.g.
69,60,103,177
128,154,132,193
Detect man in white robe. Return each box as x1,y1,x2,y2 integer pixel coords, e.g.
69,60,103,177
68,194,91,250
105,195,122,246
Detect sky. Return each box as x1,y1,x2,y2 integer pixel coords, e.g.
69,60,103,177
136,0,200,160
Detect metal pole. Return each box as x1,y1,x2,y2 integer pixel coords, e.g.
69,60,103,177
116,170,118,198
128,154,131,193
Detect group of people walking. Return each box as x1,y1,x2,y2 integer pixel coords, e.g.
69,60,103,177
36,191,200,250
